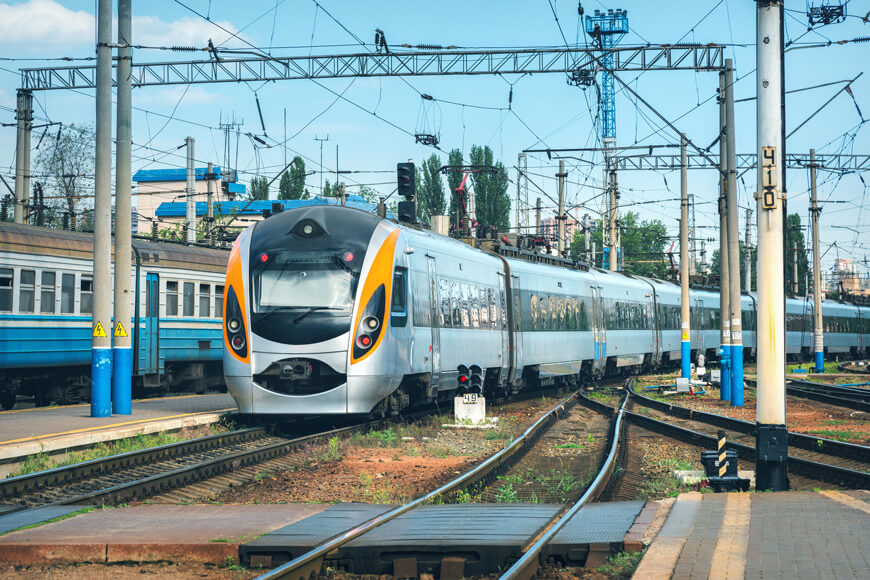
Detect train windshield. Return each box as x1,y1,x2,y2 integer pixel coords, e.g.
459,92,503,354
252,252,358,314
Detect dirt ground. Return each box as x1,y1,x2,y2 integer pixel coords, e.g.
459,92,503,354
1,562,261,580
635,375,870,445
216,397,559,505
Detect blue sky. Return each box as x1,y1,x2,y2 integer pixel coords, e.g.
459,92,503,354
0,0,867,276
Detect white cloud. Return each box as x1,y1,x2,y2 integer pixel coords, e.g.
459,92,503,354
0,0,93,47
0,0,241,52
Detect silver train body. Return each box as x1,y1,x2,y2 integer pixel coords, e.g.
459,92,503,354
223,206,870,416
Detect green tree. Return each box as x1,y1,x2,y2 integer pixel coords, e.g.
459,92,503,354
786,213,809,296
358,185,379,203
34,123,95,230
249,176,269,200
415,154,445,225
711,241,756,292
278,155,308,200
322,179,335,197
469,145,510,232
446,148,464,228
570,212,668,277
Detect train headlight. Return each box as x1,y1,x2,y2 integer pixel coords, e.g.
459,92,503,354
227,317,241,333
302,224,314,235
356,334,373,349
224,286,248,358
231,335,246,350
364,316,380,331
352,284,386,360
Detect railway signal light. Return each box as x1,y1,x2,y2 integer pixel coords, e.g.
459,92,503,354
457,364,470,388
397,162,415,200
470,365,483,392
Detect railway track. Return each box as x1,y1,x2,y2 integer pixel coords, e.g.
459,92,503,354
626,385,870,489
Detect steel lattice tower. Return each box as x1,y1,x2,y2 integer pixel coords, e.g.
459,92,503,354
585,9,628,270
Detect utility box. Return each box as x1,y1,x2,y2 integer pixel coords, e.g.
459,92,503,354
710,369,721,385
676,378,691,393
454,394,486,424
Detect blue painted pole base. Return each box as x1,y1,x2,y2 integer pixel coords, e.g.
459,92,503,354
814,351,825,374
91,347,112,417
112,347,133,415
681,341,691,379
731,344,744,407
720,345,731,402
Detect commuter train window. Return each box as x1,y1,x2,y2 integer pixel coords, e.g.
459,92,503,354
0,268,11,312
579,299,589,331
488,288,498,329
183,282,195,317
391,269,408,327
41,271,55,314
199,283,210,318
558,297,566,330
478,288,489,327
214,285,224,318
80,275,94,315
166,281,179,316
469,286,480,328
530,293,539,330
460,283,471,328
439,279,451,327
61,273,75,314
451,281,461,327
19,269,35,313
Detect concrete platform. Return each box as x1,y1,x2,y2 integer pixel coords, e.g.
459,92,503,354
0,504,327,565
0,393,236,472
633,490,870,580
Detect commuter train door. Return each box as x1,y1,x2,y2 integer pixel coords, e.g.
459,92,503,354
141,273,159,375
591,286,606,375
510,276,523,384
427,256,440,392
497,273,509,385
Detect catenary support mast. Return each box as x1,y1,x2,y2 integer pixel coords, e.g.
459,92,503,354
810,149,824,373
726,59,744,407
755,0,788,491
680,134,691,379
718,71,731,401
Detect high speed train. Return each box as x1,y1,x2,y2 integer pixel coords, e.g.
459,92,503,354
222,205,870,416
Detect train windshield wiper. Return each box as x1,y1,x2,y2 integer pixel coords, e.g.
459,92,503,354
292,306,342,323
254,305,302,325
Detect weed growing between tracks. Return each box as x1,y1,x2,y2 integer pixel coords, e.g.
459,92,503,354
10,423,234,477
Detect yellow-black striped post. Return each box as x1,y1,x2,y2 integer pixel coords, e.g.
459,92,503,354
718,430,728,477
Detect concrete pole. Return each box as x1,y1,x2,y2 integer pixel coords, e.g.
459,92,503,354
185,137,196,244
745,208,752,292
726,58,744,407
680,134,691,379
535,197,542,236
516,156,522,235
14,90,32,224
792,241,799,295
91,0,113,418
557,160,566,255
755,0,788,491
206,162,215,246
718,71,732,401
111,0,133,415
583,214,592,263
810,149,824,372
607,162,619,271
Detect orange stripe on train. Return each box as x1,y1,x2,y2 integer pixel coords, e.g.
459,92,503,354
351,229,399,365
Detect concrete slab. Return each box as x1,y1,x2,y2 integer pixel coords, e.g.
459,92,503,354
0,503,328,565
0,393,236,472
544,500,646,566
0,506,88,535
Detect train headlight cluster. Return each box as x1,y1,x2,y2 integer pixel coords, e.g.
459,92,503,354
225,286,248,358
353,284,386,360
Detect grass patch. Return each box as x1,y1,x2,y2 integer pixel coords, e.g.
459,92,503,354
653,457,701,472
639,475,687,499
0,507,95,537
10,426,230,478
807,429,858,442
597,549,645,578
350,426,400,448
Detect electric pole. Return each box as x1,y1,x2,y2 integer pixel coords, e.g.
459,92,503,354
535,198,542,236
557,160,566,255
755,0,788,492
13,90,32,224
185,137,196,244
810,149,824,373
726,58,744,407
680,134,691,379
112,0,133,415
745,208,752,292
315,135,329,195
718,69,731,402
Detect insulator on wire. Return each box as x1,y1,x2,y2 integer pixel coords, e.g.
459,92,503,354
171,46,198,52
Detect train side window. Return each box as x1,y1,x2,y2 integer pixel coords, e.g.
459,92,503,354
19,269,35,313
166,281,178,316
530,294,539,330
183,282,195,317
214,285,224,318
41,271,56,314
439,279,451,327
390,269,407,327
80,275,94,314
451,281,461,327
479,287,489,327
488,288,497,329
469,285,480,328
0,268,12,312
61,273,75,314
199,283,210,318
460,283,471,328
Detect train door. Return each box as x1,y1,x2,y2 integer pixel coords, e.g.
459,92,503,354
426,256,441,393
591,287,606,376
141,273,159,376
498,273,510,386
510,276,523,385
649,288,662,366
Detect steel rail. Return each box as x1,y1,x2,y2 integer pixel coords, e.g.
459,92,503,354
629,384,870,465
255,391,580,580
499,393,628,580
0,427,266,500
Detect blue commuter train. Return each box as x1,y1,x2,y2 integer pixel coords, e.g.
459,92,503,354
0,222,228,410
223,205,870,417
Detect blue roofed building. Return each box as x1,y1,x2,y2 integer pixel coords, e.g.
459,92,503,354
132,166,245,226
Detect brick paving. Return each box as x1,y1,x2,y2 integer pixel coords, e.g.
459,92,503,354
671,494,726,580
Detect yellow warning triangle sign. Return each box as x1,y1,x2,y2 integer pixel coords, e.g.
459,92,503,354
93,322,107,338
114,322,128,337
